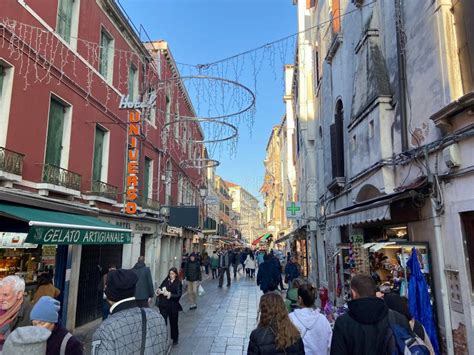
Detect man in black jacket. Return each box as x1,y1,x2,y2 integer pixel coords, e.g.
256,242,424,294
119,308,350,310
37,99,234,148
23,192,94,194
184,253,202,309
330,274,410,355
131,256,154,308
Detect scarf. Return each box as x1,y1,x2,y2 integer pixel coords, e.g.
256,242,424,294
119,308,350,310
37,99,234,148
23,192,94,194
0,297,24,344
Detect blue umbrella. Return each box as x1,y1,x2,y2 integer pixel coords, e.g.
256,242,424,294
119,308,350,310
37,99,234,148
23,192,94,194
407,247,440,354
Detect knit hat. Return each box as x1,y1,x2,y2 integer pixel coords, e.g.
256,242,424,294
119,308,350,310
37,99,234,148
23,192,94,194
30,296,60,323
2,326,51,355
105,269,138,302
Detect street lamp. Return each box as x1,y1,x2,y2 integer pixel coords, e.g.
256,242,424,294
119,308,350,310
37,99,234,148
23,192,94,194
199,185,208,198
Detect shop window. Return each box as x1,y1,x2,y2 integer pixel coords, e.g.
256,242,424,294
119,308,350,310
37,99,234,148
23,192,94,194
330,100,345,179
461,212,474,294
99,29,114,81
92,125,109,183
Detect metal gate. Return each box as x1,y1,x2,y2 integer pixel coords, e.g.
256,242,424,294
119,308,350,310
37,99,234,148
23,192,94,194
75,244,123,327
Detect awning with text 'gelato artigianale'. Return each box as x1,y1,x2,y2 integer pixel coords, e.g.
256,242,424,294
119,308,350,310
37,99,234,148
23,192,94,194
0,203,132,245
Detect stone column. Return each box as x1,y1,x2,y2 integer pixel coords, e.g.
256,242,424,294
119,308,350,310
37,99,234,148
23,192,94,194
66,245,81,330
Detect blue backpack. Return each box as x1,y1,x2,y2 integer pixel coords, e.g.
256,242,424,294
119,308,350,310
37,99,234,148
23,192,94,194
380,311,431,355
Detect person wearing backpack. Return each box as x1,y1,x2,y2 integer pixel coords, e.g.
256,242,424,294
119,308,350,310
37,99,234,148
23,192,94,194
330,274,411,355
30,296,83,355
384,293,435,355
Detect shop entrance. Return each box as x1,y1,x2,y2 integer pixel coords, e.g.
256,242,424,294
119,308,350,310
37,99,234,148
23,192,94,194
75,244,123,327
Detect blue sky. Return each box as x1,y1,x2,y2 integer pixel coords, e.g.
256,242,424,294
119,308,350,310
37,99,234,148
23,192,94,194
120,0,296,201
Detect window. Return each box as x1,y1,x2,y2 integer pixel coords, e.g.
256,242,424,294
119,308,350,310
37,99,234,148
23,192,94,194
92,125,108,182
330,100,345,178
45,99,67,167
331,0,341,34
177,174,183,204
369,120,374,138
57,0,76,43
144,157,152,199
128,65,137,101
165,160,172,205
182,126,187,151
146,88,156,125
174,101,180,141
452,0,474,93
313,48,320,87
461,212,474,294
99,29,113,81
0,62,14,147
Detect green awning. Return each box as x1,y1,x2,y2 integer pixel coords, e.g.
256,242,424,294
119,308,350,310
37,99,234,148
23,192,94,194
261,233,273,242
0,203,132,245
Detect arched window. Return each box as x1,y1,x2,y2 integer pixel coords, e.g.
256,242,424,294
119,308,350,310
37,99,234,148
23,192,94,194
330,100,345,178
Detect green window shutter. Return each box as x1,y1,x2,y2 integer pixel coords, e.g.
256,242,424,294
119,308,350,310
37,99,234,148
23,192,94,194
99,31,110,78
0,66,4,98
143,158,151,199
45,100,65,167
57,0,74,43
128,66,136,100
93,126,105,182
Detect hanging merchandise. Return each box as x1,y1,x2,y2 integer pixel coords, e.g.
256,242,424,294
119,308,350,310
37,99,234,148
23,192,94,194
407,248,440,355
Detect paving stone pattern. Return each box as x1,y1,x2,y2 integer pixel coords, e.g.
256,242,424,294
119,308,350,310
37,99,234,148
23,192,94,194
171,272,262,355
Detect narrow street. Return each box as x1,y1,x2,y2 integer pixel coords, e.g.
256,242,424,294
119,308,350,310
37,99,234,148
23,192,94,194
172,272,261,355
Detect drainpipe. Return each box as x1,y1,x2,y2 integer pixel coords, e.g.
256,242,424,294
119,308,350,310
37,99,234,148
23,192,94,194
394,0,409,151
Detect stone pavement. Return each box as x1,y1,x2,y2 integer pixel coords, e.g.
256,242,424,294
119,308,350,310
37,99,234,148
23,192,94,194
171,272,262,355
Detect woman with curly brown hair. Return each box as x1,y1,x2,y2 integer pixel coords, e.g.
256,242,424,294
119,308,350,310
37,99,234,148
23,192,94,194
248,292,305,354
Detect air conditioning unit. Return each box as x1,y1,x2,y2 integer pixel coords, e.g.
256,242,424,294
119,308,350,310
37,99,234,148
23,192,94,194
442,143,461,169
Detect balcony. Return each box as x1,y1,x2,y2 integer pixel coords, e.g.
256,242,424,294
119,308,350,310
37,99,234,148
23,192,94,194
0,147,24,187
141,196,160,213
37,164,81,197
84,180,119,205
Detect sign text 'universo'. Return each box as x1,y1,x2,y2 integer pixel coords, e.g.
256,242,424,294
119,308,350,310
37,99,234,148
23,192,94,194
125,111,140,214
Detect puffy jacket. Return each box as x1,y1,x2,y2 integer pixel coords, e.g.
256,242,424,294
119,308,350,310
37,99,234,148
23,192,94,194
131,262,154,300
184,260,202,282
289,308,332,355
256,261,280,293
247,327,305,355
330,297,410,355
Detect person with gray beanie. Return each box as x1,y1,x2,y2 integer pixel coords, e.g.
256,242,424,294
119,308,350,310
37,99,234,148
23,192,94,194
2,325,51,355
92,269,168,354
30,296,83,355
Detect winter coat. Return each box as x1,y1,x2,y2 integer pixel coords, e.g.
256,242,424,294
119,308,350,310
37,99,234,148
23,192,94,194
285,288,299,313
156,277,183,314
131,262,154,300
245,255,256,270
46,323,83,355
289,308,332,355
219,252,231,268
91,298,168,355
230,251,238,265
240,252,247,264
256,261,280,293
184,260,202,282
330,297,410,355
256,253,264,265
210,255,219,269
285,262,300,283
32,284,60,305
11,299,32,331
247,326,305,355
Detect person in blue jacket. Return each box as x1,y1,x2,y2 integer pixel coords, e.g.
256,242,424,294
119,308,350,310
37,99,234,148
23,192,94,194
256,254,281,293
285,256,301,285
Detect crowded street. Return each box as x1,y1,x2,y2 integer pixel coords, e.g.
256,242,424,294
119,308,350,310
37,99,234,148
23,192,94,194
170,272,260,355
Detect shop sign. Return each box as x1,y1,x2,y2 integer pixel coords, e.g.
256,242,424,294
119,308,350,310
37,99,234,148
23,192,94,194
286,202,302,219
41,245,56,266
0,232,38,248
118,93,156,110
350,234,364,244
26,227,132,245
135,223,152,233
125,111,140,215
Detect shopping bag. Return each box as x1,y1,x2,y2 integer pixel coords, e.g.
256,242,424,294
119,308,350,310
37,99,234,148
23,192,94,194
198,284,205,296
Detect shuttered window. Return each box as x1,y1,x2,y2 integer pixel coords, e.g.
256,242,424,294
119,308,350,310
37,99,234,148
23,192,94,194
128,65,137,100
57,0,74,43
144,157,152,199
92,126,106,182
99,30,112,79
330,100,345,179
45,99,66,167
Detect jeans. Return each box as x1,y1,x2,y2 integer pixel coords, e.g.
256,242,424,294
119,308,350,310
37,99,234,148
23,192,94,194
211,268,218,279
249,268,255,278
233,264,238,278
218,267,231,287
204,264,209,274
136,299,150,308
188,281,199,305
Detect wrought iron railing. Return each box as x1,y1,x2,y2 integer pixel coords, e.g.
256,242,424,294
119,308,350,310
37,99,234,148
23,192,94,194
141,196,160,211
0,147,24,176
89,180,119,200
41,164,81,191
